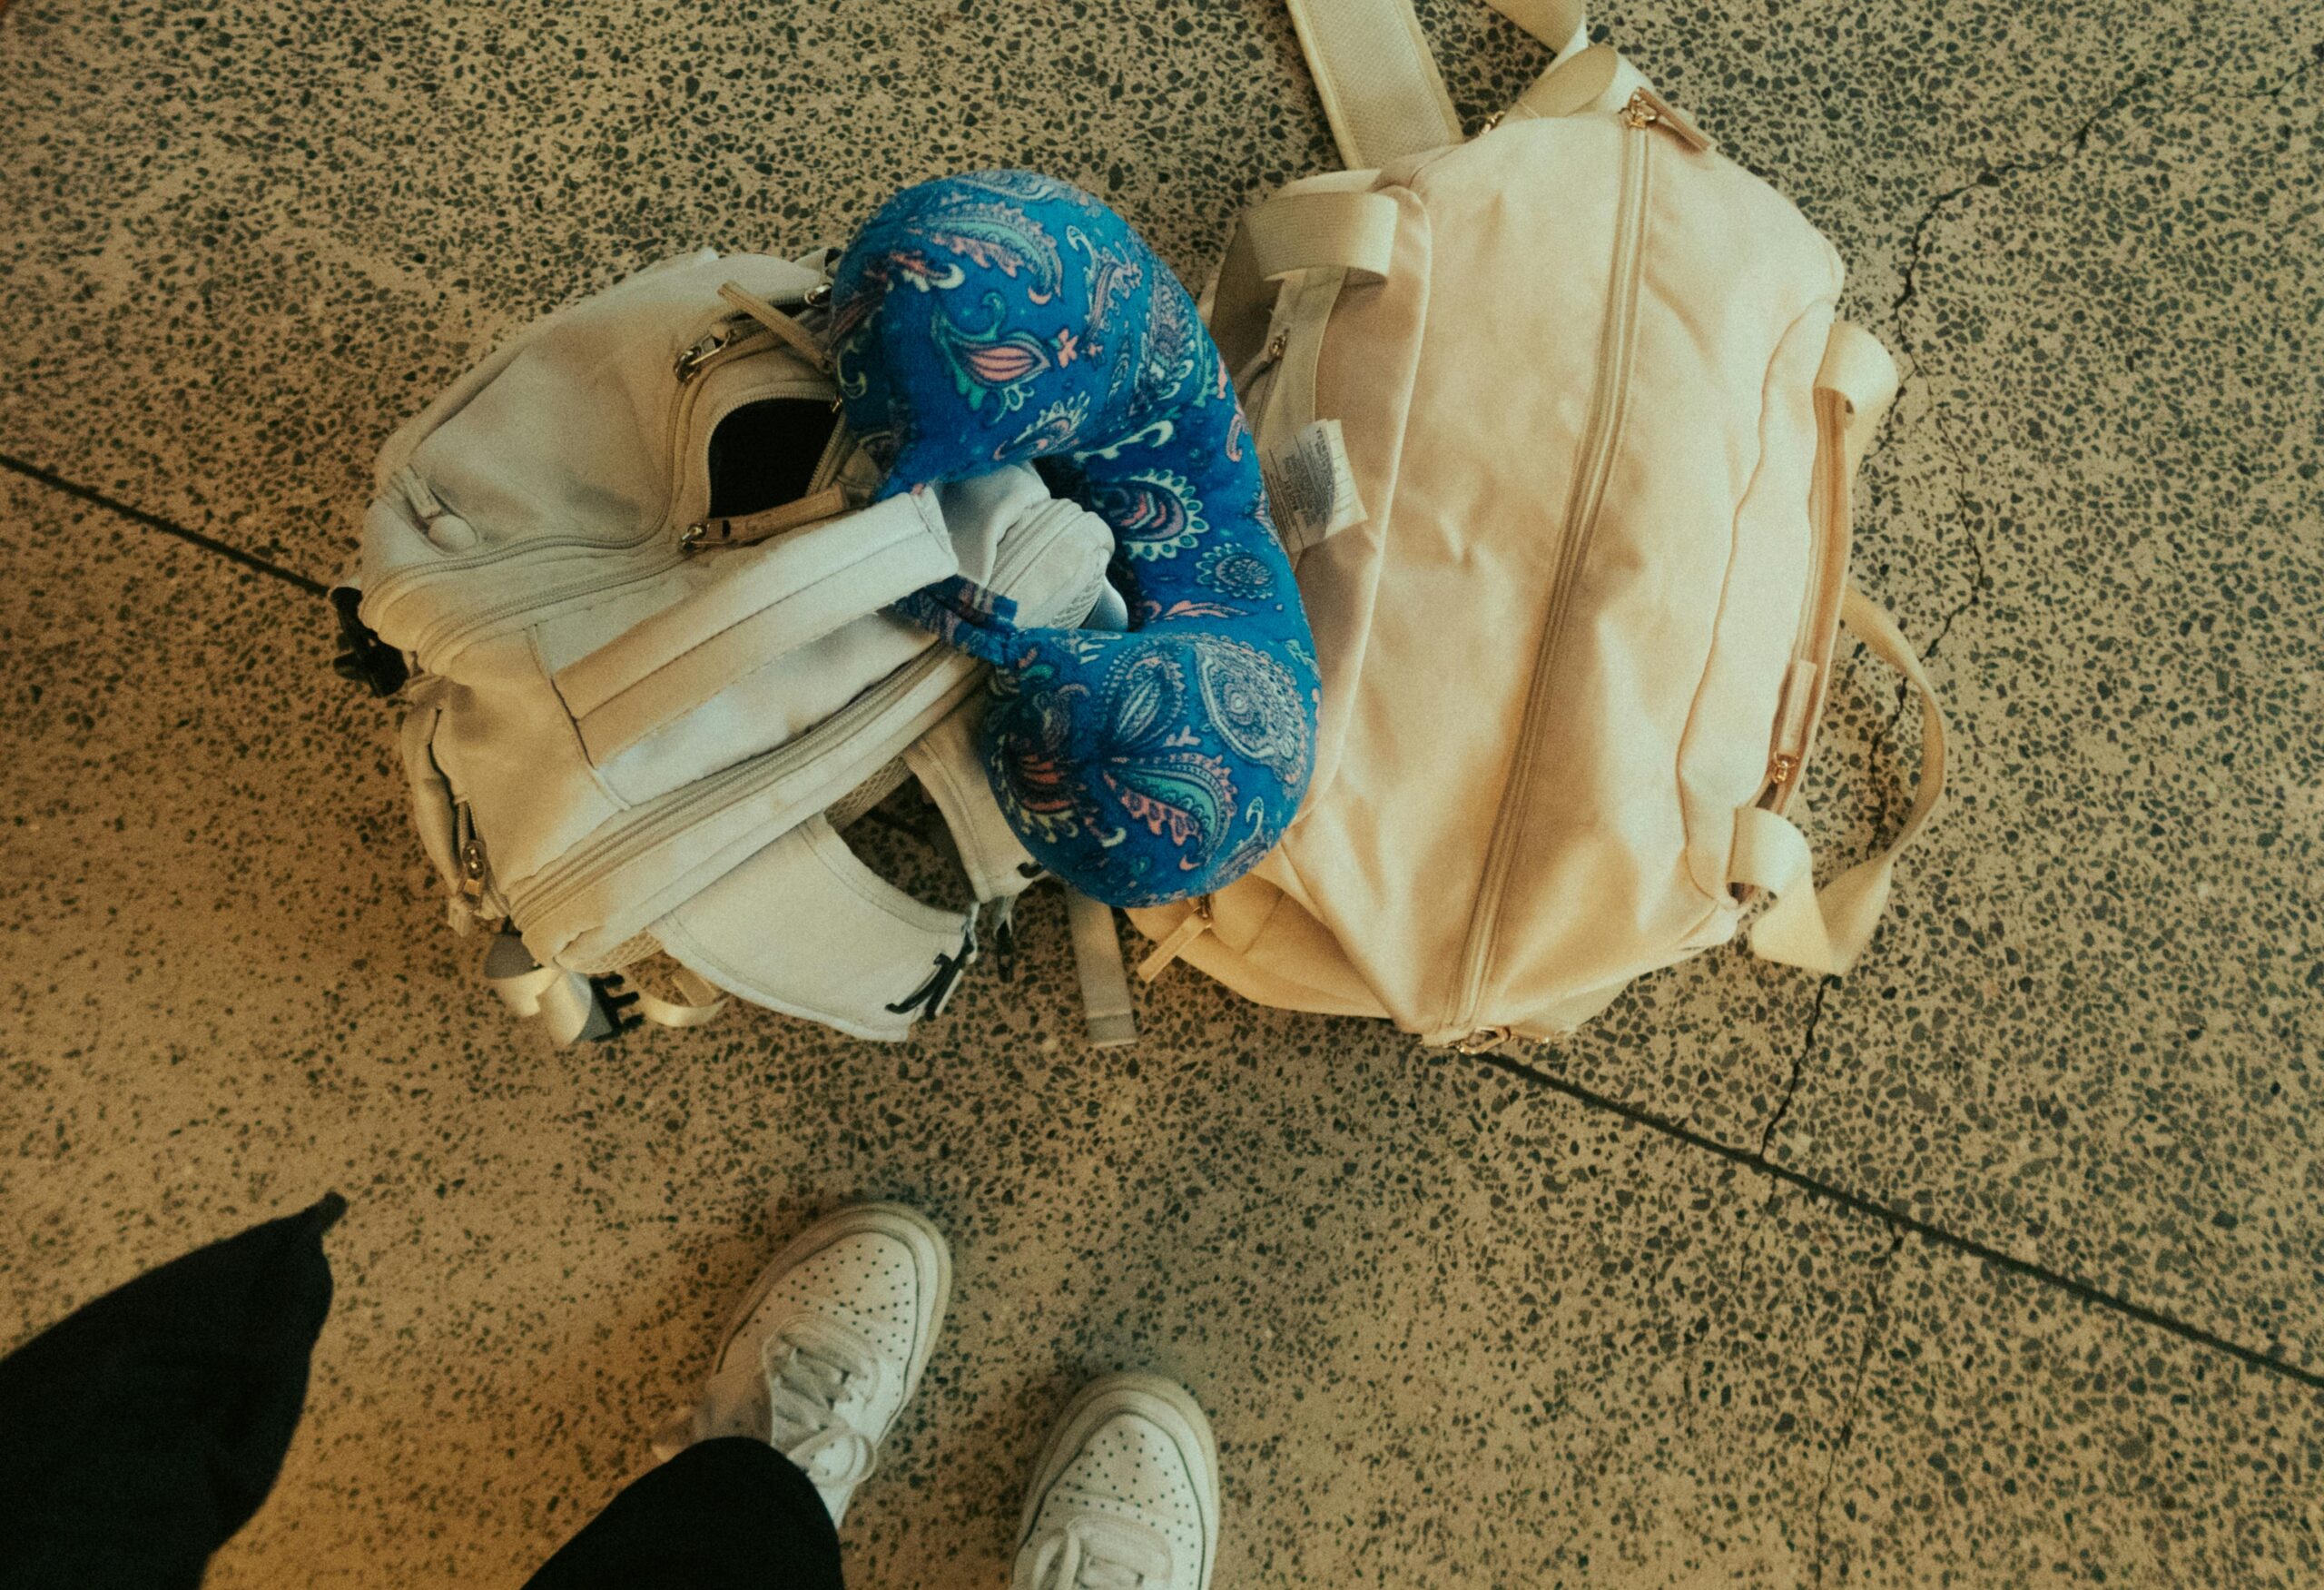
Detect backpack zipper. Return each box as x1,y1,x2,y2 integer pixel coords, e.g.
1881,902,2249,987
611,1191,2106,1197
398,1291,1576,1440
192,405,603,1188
674,318,778,383
502,495,1088,927
681,401,856,553
364,301,827,617
393,370,840,659
1444,101,1661,1042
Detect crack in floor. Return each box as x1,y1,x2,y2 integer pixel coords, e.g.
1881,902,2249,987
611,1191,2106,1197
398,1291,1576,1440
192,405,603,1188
2259,37,2324,98
1871,36,2321,677
1862,65,2162,714
1845,54,2223,802
1808,1228,1908,1589
1482,1047,2323,1391
1757,978,1829,1160
1886,66,2162,381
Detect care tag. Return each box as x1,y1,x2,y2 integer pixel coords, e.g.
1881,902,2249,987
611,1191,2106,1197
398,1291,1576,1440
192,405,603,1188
1260,418,1367,553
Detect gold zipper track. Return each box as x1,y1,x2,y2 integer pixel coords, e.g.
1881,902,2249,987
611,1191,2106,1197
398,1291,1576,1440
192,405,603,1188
1443,109,1659,1042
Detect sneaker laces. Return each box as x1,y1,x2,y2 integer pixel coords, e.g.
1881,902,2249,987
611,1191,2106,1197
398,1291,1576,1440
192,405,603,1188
1024,1514,1175,1590
761,1318,884,1490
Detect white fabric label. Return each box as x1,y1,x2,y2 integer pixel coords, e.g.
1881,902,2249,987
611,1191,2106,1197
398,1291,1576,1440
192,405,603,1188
1261,418,1368,552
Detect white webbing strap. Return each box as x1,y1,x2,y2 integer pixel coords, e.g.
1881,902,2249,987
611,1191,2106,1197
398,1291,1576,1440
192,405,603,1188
1732,588,1949,975
1208,176,1393,381
1283,0,1463,167
482,930,729,1046
624,969,729,1029
1279,0,1592,163
1066,891,1138,1048
903,697,1040,904
554,490,955,765
1483,0,1587,50
1245,190,1400,284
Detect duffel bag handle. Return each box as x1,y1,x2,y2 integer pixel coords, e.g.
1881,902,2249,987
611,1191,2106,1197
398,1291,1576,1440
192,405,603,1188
1730,326,1948,977
1732,587,1950,976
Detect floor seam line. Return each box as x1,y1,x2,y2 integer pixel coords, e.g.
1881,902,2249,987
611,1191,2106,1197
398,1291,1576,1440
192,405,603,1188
1475,1051,2323,1394
0,449,328,596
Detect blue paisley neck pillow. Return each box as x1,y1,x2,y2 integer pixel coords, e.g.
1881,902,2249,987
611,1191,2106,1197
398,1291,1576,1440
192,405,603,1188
829,171,1320,909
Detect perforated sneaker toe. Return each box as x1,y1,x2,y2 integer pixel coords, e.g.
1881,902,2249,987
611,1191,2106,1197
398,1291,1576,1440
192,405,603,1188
652,1202,950,1526
1011,1374,1220,1590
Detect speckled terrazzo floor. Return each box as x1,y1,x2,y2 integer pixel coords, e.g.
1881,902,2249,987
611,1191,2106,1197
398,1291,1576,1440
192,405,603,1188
2,0,2319,1585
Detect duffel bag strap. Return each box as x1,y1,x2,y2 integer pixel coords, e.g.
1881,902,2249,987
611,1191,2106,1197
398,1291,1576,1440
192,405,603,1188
1282,0,1588,166
1207,176,1393,383
1493,42,1653,128
1283,0,1462,167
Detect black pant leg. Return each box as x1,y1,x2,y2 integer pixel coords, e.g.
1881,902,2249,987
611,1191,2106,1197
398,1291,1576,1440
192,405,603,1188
0,1194,345,1590
521,1437,845,1590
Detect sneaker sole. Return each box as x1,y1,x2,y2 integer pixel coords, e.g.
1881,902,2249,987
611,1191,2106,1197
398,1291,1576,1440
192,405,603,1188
1016,1372,1222,1590
710,1200,954,1425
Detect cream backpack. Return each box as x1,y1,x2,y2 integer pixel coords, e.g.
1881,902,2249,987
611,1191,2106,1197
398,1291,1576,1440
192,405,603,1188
339,247,1139,1046
1129,0,1950,1047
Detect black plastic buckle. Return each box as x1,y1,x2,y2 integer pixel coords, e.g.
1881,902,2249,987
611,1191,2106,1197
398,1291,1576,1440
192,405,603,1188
588,976,645,1041
329,587,408,698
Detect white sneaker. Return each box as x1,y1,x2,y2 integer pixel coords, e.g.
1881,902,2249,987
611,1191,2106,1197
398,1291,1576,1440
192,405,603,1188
1010,1374,1221,1590
652,1202,951,1526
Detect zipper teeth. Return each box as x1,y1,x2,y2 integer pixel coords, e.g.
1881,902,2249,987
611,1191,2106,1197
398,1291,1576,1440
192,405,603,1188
803,413,852,497
1447,124,1656,1036
678,321,776,383
1762,385,1847,816
508,494,1073,922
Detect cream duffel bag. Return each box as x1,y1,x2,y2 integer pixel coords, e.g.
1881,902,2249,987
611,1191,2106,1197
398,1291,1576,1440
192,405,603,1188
337,247,1129,1044
1130,0,1950,1048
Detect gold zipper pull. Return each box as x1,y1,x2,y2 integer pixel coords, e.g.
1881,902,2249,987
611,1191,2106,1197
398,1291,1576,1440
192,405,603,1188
1620,87,1716,152
455,805,490,903
1452,1026,1513,1055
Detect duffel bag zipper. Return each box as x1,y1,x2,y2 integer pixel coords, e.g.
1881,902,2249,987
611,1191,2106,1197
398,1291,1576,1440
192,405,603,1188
1445,94,1669,1043
1755,378,1853,821
503,495,1088,928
